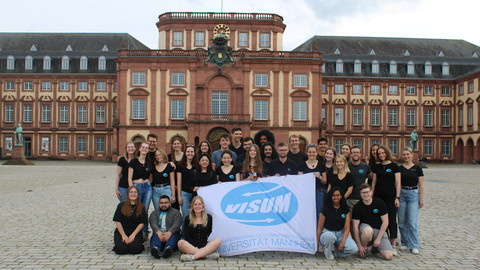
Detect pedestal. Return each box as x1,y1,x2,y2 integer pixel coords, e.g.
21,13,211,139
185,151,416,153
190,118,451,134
3,145,35,165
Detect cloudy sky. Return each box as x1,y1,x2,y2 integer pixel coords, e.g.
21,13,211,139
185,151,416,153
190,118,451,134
1,0,479,50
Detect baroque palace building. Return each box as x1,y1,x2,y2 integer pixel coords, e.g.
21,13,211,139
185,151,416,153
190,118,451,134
1,12,480,163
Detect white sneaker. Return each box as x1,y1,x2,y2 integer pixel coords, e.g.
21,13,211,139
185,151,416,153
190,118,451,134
411,248,419,254
392,248,398,256
180,254,195,262
317,243,324,253
399,245,408,251
324,245,335,260
207,252,220,260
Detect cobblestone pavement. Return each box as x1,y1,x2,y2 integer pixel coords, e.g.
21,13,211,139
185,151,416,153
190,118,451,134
0,161,479,269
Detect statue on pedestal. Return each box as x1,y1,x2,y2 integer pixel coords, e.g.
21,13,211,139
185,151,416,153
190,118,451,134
409,130,418,151
14,124,23,146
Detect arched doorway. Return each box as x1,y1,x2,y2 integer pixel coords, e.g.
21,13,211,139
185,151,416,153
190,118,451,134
131,134,146,152
465,138,474,164
207,127,230,151
455,138,464,164
168,134,187,153
299,135,308,152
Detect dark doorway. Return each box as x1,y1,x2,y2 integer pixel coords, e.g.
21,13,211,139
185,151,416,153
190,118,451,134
24,137,32,157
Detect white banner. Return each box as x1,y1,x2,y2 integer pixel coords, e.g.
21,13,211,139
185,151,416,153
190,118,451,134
197,173,317,256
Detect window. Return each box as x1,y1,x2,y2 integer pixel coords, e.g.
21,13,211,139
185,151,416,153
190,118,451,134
336,59,343,73
255,73,268,87
468,82,474,93
5,105,14,122
78,82,88,91
458,108,464,127
23,81,33,91
98,56,106,70
322,84,326,93
353,84,363,94
389,109,398,126
80,56,88,70
441,141,451,155
406,109,416,126
371,85,380,94
77,137,86,152
388,85,398,94
424,86,433,95
293,74,307,87
354,60,361,74
23,105,32,123
335,139,344,153
353,108,363,126
238,33,248,47
371,139,381,146
61,56,69,70
171,100,185,120
441,86,451,96
96,105,105,123
424,109,433,127
41,105,51,123
441,110,451,127
5,81,15,90
260,33,270,47
293,101,307,121
59,105,69,123
459,84,464,95
132,100,146,119
195,32,205,46
59,137,68,152
60,81,69,91
25,56,33,70
97,82,106,91
425,61,432,75
407,61,414,75
468,107,473,126
389,140,398,155
173,31,183,46
424,140,433,155
334,108,344,125
372,60,379,74
389,60,397,75
353,139,363,150
132,72,146,85
77,105,87,123
406,86,416,95
43,56,51,70
442,62,449,76
371,108,380,126
212,91,228,115
254,100,268,120
321,107,326,121
95,137,105,152
7,56,15,70
334,84,344,94
42,81,51,91
172,72,185,86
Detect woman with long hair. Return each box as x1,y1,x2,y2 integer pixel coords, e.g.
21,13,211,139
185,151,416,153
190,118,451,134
168,137,184,163
192,154,218,193
151,149,176,211
178,145,196,218
115,141,136,201
372,145,401,254
178,196,222,261
341,143,351,162
128,142,152,239
327,154,354,199
366,144,380,185
317,187,358,259
215,150,241,182
241,144,264,180
324,147,337,172
197,140,212,157
112,186,148,254
260,142,278,175
398,147,424,254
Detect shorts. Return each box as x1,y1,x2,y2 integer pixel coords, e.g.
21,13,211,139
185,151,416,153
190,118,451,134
359,223,393,252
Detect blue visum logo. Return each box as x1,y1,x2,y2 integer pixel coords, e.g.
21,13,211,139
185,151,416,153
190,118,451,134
221,182,298,226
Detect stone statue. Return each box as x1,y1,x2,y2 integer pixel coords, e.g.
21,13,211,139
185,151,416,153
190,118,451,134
14,124,23,146
409,130,418,151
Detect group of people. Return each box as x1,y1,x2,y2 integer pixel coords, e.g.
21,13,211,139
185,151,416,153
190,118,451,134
113,128,425,261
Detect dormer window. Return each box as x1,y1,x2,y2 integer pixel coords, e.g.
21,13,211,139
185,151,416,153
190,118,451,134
61,56,70,70
354,59,361,74
369,49,376,55
98,56,106,70
66,45,73,51
389,60,397,75
334,48,341,55
372,60,379,74
442,62,449,76
403,50,410,56
336,59,343,73
425,61,432,75
102,45,109,51
25,55,33,70
43,56,51,70
7,55,15,70
80,56,88,70
407,61,414,75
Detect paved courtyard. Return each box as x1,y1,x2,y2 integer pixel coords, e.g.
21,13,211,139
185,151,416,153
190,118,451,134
0,161,479,269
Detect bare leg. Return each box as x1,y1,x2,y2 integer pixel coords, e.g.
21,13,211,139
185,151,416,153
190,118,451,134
178,240,199,255
192,238,222,259
380,250,393,260
360,226,373,251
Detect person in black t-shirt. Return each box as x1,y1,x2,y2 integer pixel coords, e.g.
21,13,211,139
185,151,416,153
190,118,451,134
287,135,308,168
115,141,136,201
327,155,354,199
228,127,245,157
267,142,298,176
215,150,240,182
299,144,327,219
261,142,278,175
352,183,393,260
192,154,218,194
317,187,358,259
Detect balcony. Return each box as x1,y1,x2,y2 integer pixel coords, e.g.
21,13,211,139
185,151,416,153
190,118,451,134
120,50,321,59
188,114,250,124
158,12,284,23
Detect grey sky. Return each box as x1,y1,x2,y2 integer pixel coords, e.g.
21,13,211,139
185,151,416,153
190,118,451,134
1,0,478,50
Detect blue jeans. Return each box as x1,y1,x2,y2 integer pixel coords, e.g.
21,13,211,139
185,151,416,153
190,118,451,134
320,228,358,257
181,191,193,219
152,185,172,211
150,232,181,251
133,181,152,234
118,187,129,202
315,190,326,221
398,188,420,249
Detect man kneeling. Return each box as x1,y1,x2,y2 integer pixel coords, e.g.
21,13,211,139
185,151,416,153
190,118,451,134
149,195,182,258
352,183,393,260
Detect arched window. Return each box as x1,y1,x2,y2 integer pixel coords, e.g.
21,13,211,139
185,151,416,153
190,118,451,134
98,56,106,70
336,59,343,73
80,56,88,70
25,55,33,70
354,59,361,74
389,60,397,75
425,61,432,75
43,56,51,70
407,61,414,75
442,62,449,76
372,60,379,74
7,55,15,70
61,55,70,70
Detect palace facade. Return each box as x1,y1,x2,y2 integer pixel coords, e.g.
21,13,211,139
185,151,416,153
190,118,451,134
1,12,480,163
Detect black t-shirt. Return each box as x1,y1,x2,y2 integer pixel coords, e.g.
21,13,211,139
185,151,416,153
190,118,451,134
129,158,150,180
267,158,299,176
316,154,326,164
287,151,308,168
152,163,175,185
179,165,195,193
322,205,350,231
352,197,388,229
117,157,130,188
229,143,246,156
299,161,328,190
182,214,213,248
113,202,148,234
399,164,424,187
216,165,240,182
348,162,372,200
193,170,217,187
327,171,354,197
147,150,156,169
372,162,399,196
